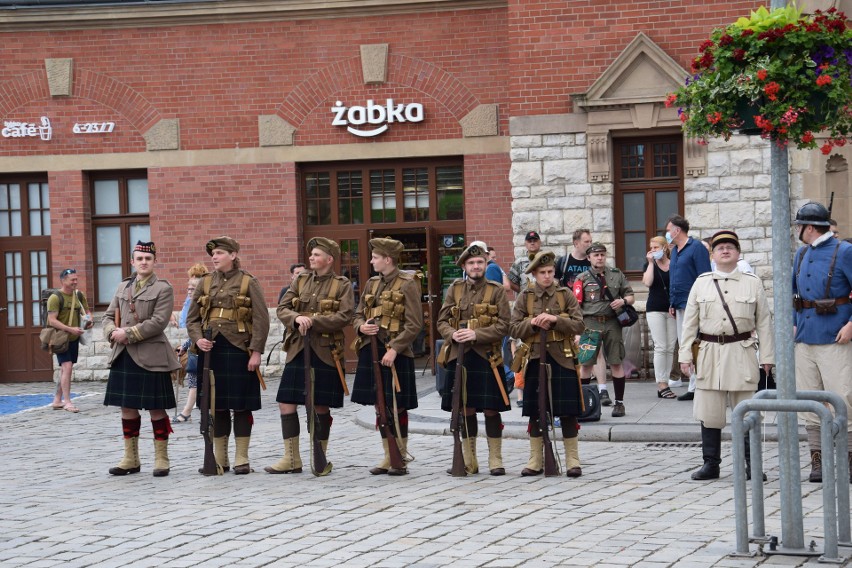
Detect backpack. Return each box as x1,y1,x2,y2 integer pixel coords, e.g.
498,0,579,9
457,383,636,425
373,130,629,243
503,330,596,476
39,289,83,327
578,384,602,423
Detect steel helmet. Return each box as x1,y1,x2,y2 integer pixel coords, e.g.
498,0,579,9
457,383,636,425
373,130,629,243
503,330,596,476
794,202,831,226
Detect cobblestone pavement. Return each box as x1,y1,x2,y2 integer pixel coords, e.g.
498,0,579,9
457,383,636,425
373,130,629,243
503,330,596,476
0,376,849,567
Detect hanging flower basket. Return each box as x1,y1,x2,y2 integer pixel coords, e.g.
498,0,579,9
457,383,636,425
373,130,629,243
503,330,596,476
667,5,852,153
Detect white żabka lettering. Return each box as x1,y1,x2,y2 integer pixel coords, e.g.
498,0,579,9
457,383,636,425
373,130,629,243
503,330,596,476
330,98,425,138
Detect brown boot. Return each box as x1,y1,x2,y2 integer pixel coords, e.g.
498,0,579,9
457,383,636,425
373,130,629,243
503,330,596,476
487,437,505,476
521,436,543,476
563,437,582,478
109,436,140,476
809,450,822,483
152,439,170,477
265,437,302,474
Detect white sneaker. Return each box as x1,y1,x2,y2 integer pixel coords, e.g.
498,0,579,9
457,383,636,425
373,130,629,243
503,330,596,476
668,379,684,388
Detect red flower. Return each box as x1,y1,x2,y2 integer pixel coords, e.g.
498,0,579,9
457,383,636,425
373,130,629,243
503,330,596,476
757,69,768,81
764,81,781,101
821,143,833,154
699,40,714,53
802,132,814,144
665,93,678,108
707,111,723,124
754,115,774,131
699,51,714,68
740,29,754,37
834,138,847,147
719,34,733,46
680,112,689,123
732,48,746,62
816,74,832,87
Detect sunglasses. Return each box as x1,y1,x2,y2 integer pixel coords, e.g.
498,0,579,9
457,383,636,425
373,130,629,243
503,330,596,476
61,269,77,277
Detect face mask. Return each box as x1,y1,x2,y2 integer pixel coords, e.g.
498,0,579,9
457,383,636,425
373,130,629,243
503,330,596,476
665,232,673,244
651,250,664,260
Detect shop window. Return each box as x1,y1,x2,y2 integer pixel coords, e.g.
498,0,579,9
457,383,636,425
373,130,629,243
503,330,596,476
337,171,364,225
305,172,331,226
436,166,463,220
370,169,396,223
339,239,360,304
0,183,23,237
403,167,429,222
91,172,150,305
27,183,50,236
614,137,683,274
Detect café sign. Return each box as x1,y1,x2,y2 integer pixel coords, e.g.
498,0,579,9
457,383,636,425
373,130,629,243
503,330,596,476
1,116,117,140
331,99,424,137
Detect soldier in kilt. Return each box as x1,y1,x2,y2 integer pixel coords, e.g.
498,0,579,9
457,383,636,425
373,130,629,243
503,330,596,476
351,238,423,476
437,242,511,475
510,251,586,477
265,237,354,474
103,241,181,477
186,236,270,475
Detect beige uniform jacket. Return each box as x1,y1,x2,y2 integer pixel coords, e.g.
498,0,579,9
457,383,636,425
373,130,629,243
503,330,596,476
277,270,354,368
436,278,510,363
103,274,181,372
353,268,423,357
510,283,586,369
678,270,775,392
186,268,270,354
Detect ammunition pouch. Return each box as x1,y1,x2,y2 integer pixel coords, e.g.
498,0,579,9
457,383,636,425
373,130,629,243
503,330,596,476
510,342,530,374
814,298,839,315
436,341,452,368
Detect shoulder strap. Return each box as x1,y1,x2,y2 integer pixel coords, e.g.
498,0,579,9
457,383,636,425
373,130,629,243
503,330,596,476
712,279,739,335
482,282,495,304
239,274,250,297
203,274,213,295
654,262,668,294
526,289,534,317
595,272,615,302
556,289,567,312
824,242,842,299
453,280,463,304
328,277,340,300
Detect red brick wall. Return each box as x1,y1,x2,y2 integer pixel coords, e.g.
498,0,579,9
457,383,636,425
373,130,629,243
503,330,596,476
463,153,513,265
47,170,91,295
508,0,764,116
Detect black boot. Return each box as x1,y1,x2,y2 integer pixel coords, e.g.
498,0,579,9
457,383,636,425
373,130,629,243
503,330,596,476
744,434,767,482
691,426,721,480
809,450,822,483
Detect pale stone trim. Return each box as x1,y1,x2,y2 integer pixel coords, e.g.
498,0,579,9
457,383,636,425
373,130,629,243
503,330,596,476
460,104,499,137
143,119,180,151
685,137,708,178
44,58,73,97
509,113,587,136
360,44,389,84
258,115,296,147
0,0,506,31
0,136,509,172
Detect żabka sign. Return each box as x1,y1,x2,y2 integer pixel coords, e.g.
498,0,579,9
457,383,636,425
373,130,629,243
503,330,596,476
331,99,424,137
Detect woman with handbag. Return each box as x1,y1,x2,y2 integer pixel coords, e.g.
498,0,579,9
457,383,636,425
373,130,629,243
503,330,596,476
173,264,208,423
642,236,678,399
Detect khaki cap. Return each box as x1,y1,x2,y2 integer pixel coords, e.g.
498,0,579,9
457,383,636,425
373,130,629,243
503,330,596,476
525,250,556,274
456,242,489,267
369,238,404,260
206,236,240,256
307,237,341,260
586,242,607,255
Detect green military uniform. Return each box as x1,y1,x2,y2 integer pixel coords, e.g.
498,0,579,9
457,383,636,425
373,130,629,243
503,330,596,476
576,265,633,365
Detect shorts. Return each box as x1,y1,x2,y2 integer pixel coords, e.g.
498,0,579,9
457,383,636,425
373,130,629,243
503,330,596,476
56,339,79,365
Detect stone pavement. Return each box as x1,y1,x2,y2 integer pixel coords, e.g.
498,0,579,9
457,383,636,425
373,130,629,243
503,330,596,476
0,375,848,567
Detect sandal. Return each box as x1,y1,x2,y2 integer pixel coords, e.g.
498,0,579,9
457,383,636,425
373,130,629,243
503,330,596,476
174,413,191,423
63,404,80,413
657,387,676,399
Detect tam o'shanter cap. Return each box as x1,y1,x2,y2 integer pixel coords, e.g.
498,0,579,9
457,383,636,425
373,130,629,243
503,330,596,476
206,236,240,256
525,250,556,274
525,231,541,241
710,230,740,250
307,237,341,260
133,241,157,256
586,242,607,254
369,237,404,260
456,242,489,267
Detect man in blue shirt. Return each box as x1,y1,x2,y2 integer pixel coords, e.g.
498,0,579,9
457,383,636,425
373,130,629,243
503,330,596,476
792,202,852,483
666,214,712,401
485,246,511,291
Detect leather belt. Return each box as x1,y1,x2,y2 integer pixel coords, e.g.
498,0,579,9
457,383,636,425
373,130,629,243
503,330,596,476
585,315,612,323
794,297,850,309
698,331,752,344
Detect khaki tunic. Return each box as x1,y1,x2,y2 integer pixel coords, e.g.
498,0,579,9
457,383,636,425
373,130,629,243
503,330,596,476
678,270,775,392
103,274,180,372
277,270,354,368
509,283,585,369
577,267,634,318
436,278,510,363
186,268,270,354
353,268,423,357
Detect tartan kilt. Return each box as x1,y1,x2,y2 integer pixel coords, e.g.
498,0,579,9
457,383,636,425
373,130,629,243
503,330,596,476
198,337,261,411
350,345,418,409
439,352,511,413
277,351,344,408
103,350,176,410
521,358,583,418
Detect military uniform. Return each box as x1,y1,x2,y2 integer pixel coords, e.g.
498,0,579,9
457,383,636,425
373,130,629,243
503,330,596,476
437,243,511,475
510,251,586,477
186,236,270,475
266,237,354,475
678,230,775,480
102,241,181,477
351,238,424,475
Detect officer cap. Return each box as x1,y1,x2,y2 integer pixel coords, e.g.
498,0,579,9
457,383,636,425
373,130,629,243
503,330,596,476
456,242,489,267
525,250,556,274
369,238,404,261
710,230,740,251
133,240,157,257
206,236,240,256
586,242,607,254
307,237,340,260
794,202,831,226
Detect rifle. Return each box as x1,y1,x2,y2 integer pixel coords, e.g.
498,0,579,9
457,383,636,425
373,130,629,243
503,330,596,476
304,330,332,476
199,329,222,476
449,323,468,477
368,322,405,471
539,328,559,477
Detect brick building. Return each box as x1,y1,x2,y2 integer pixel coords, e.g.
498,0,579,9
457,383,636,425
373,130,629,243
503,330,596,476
0,0,849,381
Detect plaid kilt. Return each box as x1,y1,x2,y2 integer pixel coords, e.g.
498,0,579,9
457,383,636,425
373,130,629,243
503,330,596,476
439,352,511,413
198,337,261,411
277,351,344,408
351,345,418,409
522,358,583,418
103,350,176,410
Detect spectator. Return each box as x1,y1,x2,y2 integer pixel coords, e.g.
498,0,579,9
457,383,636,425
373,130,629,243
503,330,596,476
486,246,511,292
642,236,678,398
278,263,306,304
555,229,592,287
666,214,711,401
830,218,840,240
173,263,208,423
47,268,93,413
508,231,541,293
